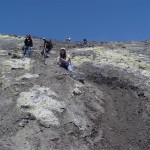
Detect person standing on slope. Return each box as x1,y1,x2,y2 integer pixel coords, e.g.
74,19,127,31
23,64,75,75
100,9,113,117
23,34,33,57
83,38,87,47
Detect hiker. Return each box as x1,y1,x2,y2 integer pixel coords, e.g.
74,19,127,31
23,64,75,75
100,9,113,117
57,48,73,72
66,36,71,42
41,38,53,57
83,38,87,47
23,34,33,57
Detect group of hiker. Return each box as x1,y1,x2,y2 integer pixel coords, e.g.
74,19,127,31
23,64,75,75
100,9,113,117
23,34,74,73
23,34,87,74
23,35,53,58
65,36,87,47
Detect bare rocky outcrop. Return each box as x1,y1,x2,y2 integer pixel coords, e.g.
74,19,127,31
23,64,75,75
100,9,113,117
0,34,150,150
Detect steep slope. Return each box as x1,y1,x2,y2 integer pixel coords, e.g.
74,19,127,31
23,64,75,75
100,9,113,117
0,34,150,150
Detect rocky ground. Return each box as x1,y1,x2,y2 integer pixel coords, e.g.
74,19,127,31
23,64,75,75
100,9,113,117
0,34,150,150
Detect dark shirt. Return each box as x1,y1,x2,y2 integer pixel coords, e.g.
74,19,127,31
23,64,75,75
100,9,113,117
44,40,53,50
24,38,33,47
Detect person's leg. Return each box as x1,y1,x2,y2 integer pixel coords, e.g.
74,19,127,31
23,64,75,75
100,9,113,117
41,49,44,55
23,46,27,56
28,46,31,57
67,64,74,72
44,48,49,58
46,48,49,55
59,64,68,70
47,48,51,54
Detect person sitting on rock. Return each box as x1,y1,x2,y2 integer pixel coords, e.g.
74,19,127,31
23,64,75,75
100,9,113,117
57,48,73,72
41,38,53,57
23,34,33,57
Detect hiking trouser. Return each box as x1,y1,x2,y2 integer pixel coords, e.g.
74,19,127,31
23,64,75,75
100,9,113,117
67,64,73,72
24,46,31,57
60,64,73,72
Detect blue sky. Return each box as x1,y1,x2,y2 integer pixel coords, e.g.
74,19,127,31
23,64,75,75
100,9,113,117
0,0,150,41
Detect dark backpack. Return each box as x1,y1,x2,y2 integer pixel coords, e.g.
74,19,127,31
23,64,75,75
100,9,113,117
24,38,33,47
45,40,53,49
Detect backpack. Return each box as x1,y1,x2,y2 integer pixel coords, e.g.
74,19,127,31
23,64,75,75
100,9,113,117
45,40,53,49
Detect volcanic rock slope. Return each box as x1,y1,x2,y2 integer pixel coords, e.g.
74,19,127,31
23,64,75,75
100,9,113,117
0,34,150,150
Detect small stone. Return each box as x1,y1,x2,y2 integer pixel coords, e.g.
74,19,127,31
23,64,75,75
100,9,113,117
8,52,12,55
78,78,84,84
13,92,19,96
50,137,59,141
29,114,36,120
73,88,81,96
21,77,29,81
11,53,21,59
18,119,28,127
0,83,2,88
20,112,31,119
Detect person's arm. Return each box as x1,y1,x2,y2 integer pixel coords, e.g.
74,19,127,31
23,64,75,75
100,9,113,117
24,39,27,44
57,56,60,65
69,58,71,64
57,57,67,65
43,41,46,48
44,41,48,48
66,55,71,64
59,57,69,66
67,58,71,64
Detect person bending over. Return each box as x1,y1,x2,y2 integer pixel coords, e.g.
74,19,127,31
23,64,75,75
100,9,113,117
41,38,53,57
